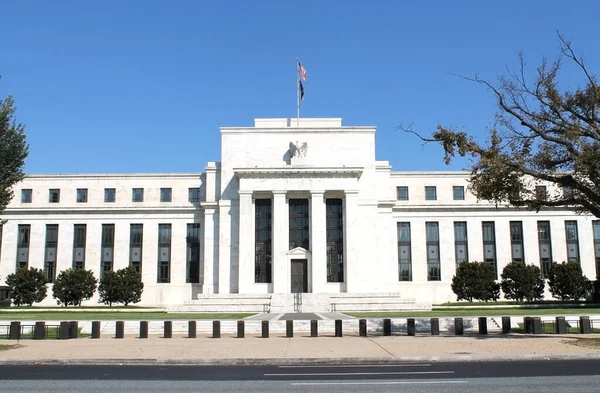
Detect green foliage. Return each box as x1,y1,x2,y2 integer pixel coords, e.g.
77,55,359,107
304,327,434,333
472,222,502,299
52,269,97,307
98,270,120,306
500,261,545,302
0,76,29,218
5,267,47,306
451,261,500,302
548,261,591,301
98,266,144,306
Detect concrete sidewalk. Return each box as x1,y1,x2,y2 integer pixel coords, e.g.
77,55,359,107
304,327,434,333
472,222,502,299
2,333,600,365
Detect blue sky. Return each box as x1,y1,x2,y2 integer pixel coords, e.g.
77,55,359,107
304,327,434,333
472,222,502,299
1,0,598,174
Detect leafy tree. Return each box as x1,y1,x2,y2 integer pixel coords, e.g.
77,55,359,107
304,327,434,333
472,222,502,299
98,270,121,306
0,76,29,218
451,261,500,302
5,267,47,306
548,261,591,301
402,33,600,218
118,266,144,306
52,269,97,307
500,261,545,302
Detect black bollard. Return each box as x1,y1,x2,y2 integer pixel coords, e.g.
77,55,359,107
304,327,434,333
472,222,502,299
69,321,79,339
430,318,440,335
59,321,70,340
261,320,269,338
115,321,125,339
532,317,543,334
407,318,416,336
286,320,293,338
335,319,343,337
310,320,318,337
359,319,367,337
383,318,391,336
502,316,511,334
580,316,592,334
555,316,567,334
139,321,148,339
212,320,221,338
478,317,488,335
9,321,21,340
237,320,245,338
164,321,172,338
524,317,533,334
455,317,464,336
34,321,46,340
91,321,101,339
188,321,197,338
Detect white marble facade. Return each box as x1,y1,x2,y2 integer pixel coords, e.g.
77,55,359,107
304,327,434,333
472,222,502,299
1,118,599,306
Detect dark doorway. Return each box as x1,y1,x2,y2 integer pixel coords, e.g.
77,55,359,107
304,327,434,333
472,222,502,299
291,259,308,293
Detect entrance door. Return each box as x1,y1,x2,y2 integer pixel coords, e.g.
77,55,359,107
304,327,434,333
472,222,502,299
290,259,308,293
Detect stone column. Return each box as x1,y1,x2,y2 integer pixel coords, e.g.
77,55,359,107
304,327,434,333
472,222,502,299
310,191,326,293
218,200,232,294
238,191,254,294
344,190,360,292
202,206,217,294
272,191,289,293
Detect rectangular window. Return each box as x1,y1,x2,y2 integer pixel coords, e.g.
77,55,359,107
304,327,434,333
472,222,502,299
49,189,60,203
76,188,88,203
72,224,87,269
326,199,344,283
157,224,172,283
565,220,580,263
425,186,437,201
160,188,172,202
129,224,143,275
454,222,468,266
537,221,553,278
289,199,309,250
104,188,116,203
101,224,115,277
396,186,409,201
21,189,32,203
132,188,144,202
453,186,465,200
482,221,497,278
188,187,201,203
16,224,31,270
593,221,600,280
563,185,574,200
535,185,547,201
426,222,441,281
510,221,524,263
44,224,58,282
397,222,412,281
186,223,201,283
255,199,272,283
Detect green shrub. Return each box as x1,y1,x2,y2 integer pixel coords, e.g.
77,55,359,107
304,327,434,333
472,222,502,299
451,261,500,302
500,261,545,302
5,267,48,306
548,261,591,301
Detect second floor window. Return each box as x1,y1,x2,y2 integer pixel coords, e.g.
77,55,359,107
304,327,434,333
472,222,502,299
188,187,201,202
21,189,32,203
104,188,116,202
396,186,409,201
49,189,60,203
425,186,437,201
132,188,144,202
77,188,88,203
453,186,465,200
160,188,172,202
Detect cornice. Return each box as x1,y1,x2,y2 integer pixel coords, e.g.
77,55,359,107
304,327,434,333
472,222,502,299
233,166,363,179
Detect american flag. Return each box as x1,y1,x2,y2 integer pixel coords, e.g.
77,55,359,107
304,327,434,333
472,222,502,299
297,60,307,81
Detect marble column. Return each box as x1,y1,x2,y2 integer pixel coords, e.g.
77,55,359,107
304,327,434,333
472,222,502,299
344,190,360,292
237,191,254,293
202,206,217,294
272,191,289,293
310,191,326,293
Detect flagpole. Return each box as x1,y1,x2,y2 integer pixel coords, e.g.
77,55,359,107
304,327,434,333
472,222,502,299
296,58,300,127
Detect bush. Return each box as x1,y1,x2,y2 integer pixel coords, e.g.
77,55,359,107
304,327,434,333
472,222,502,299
548,261,591,301
52,269,97,307
5,267,48,306
98,270,121,306
451,261,500,302
98,267,144,306
500,262,545,302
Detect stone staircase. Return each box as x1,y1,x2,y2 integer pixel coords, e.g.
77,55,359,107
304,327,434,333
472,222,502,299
328,293,426,312
167,294,272,313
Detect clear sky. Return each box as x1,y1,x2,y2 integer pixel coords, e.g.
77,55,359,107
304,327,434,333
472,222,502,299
1,0,598,174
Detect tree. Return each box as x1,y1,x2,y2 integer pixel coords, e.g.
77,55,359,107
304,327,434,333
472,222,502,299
52,269,97,307
500,261,545,302
547,261,591,301
98,270,121,306
0,76,29,218
402,33,600,218
118,266,144,306
451,261,500,302
5,267,47,306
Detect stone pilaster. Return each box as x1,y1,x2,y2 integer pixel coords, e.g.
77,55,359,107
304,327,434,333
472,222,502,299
310,191,326,293
237,191,254,293
344,190,360,292
272,191,289,293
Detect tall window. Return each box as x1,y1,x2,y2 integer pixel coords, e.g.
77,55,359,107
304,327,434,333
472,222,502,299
482,222,497,278
563,186,574,200
289,199,309,250
565,220,580,263
44,224,58,282
537,221,553,278
453,186,465,200
255,199,272,283
104,188,116,203
101,224,115,277
535,185,547,200
49,189,60,203
157,224,172,283
188,187,201,202
132,188,144,202
21,189,32,203
454,222,468,266
426,222,441,281
396,186,409,201
593,221,600,279
160,188,172,202
326,199,344,282
510,221,524,263
186,224,201,283
72,224,87,269
76,188,88,203
397,222,412,281
129,224,143,275
425,186,437,201
16,224,31,270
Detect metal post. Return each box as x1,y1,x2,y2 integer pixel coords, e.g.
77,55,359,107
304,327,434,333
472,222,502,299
359,319,367,337
580,316,591,334
383,318,391,336
237,320,245,338
212,321,221,338
59,321,70,340
555,316,567,334
455,317,464,336
91,321,101,339
115,321,124,339
286,320,293,338
478,317,488,335
164,321,172,338
9,321,21,340
139,321,148,339
502,316,511,334
34,321,45,340
407,318,416,336
188,321,196,338
430,318,440,335
261,320,269,338
310,320,318,337
335,319,342,337
69,321,79,339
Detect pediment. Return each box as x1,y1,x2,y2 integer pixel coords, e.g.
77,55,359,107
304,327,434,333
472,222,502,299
287,247,311,256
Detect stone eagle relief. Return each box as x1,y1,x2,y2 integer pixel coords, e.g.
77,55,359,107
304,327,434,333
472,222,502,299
289,141,308,158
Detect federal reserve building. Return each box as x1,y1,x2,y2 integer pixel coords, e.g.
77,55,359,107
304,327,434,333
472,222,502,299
1,118,599,312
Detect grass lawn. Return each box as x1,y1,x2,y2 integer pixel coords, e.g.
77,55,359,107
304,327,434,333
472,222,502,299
0,344,22,350
346,308,600,318
436,301,593,307
0,312,255,321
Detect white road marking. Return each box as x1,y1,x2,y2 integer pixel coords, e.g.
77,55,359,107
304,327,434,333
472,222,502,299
291,380,467,386
279,364,432,368
266,371,454,376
